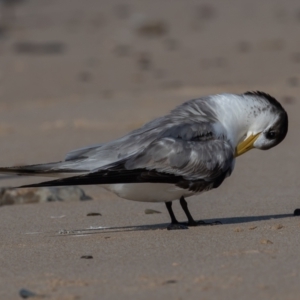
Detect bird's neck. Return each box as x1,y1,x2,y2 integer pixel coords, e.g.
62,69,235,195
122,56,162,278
212,95,266,148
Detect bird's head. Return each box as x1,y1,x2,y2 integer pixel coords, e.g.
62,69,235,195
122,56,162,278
235,91,288,157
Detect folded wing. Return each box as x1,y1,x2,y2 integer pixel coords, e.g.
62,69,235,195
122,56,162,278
20,124,235,193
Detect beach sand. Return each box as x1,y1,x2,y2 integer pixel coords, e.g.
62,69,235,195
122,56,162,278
0,1,300,299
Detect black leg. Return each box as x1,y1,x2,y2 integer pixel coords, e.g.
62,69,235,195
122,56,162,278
179,196,197,225
165,201,178,224
165,202,188,230
179,196,222,226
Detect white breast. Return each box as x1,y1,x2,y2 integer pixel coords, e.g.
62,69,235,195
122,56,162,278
102,183,198,202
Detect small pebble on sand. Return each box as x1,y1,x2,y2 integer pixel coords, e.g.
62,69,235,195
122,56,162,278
260,239,273,245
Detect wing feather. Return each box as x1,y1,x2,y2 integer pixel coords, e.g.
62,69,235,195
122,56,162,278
21,123,234,192
124,136,234,181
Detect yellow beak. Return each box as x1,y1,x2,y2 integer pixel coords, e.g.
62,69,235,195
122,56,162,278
235,133,260,157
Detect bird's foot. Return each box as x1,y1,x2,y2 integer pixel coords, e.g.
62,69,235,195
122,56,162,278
167,223,189,230
167,220,222,230
187,220,222,227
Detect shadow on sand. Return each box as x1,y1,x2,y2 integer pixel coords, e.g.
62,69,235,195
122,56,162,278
54,213,296,236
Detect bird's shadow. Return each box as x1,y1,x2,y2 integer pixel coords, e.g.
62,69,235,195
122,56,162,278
54,213,296,236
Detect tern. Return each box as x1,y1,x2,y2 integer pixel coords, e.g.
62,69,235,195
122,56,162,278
0,91,288,229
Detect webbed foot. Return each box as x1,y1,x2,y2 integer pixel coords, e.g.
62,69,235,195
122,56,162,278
187,220,222,226
167,223,189,230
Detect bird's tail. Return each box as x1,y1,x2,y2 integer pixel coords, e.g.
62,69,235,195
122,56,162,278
0,161,88,178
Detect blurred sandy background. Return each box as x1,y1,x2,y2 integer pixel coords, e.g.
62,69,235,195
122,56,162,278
1,1,300,299
0,0,300,163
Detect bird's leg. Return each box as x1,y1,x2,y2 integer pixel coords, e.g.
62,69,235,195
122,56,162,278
165,201,188,230
179,196,222,226
165,201,178,224
179,196,197,226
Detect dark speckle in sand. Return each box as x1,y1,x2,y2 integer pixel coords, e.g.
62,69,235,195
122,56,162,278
294,209,300,216
87,212,102,216
81,255,93,259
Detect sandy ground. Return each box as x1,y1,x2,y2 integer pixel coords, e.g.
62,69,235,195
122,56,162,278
1,0,300,299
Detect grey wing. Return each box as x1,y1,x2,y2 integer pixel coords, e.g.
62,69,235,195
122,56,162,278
21,123,235,192
63,118,216,168
63,117,169,166
124,136,234,182
65,143,104,161
63,95,220,169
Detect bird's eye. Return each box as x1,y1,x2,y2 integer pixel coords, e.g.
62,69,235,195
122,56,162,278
266,130,277,140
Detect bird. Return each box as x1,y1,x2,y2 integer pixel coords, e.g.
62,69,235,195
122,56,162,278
0,91,288,230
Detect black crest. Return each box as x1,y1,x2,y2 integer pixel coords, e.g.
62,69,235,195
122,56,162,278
244,91,284,111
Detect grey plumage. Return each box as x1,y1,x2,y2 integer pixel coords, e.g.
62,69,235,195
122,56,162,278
0,91,288,229
0,91,288,203
0,95,234,191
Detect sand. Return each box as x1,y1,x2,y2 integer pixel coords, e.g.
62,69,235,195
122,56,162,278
0,0,300,299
